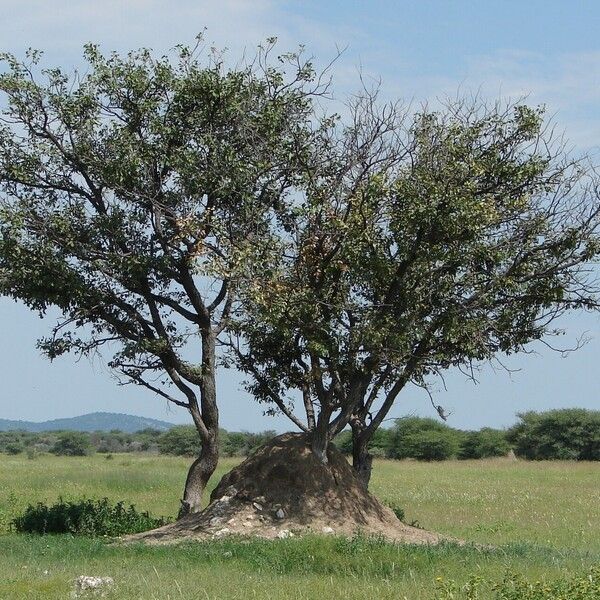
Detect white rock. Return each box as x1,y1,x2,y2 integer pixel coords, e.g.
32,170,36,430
252,502,263,511
322,526,335,534
213,527,231,538
276,529,294,539
74,576,114,596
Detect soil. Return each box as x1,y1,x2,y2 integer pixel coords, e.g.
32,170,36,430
126,432,446,545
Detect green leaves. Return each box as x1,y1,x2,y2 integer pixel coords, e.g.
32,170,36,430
232,95,600,439
0,40,325,411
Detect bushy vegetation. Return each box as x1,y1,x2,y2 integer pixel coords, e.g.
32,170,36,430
0,426,283,461
2,409,599,462
434,567,600,600
156,425,202,456
50,431,93,456
387,418,461,461
459,428,512,460
507,409,600,460
335,409,600,461
12,497,169,536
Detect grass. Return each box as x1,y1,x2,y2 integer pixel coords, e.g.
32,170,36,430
0,453,598,599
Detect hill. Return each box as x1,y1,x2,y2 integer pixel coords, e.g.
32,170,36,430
0,412,175,433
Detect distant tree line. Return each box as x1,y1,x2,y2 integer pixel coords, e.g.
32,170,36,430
1,409,598,461
335,409,600,461
0,426,278,458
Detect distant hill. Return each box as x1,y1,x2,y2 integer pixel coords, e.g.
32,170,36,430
0,412,175,433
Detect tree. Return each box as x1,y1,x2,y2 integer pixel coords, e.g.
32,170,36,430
507,409,600,460
51,431,93,456
388,417,460,460
158,425,202,456
231,93,600,487
458,427,510,459
0,38,326,513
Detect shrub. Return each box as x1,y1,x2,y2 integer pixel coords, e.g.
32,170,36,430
333,428,390,457
383,501,405,522
388,417,460,460
12,497,170,536
507,409,600,460
221,430,277,457
459,428,511,459
4,441,24,455
51,431,93,456
333,430,352,454
434,567,600,600
408,430,459,461
0,431,34,454
157,425,201,456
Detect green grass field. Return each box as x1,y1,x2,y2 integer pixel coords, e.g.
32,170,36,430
0,454,598,599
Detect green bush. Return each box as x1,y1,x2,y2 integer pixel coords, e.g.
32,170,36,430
0,430,35,454
51,431,92,456
388,417,460,460
221,430,277,457
459,428,511,459
12,497,170,536
157,426,278,457
333,428,390,457
434,567,600,599
507,409,600,460
157,425,201,456
4,440,24,455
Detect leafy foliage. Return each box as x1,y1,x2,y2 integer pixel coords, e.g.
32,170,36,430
51,431,93,456
507,409,600,460
435,567,600,600
157,425,202,456
0,38,329,504
387,417,461,461
230,91,600,480
459,427,511,459
12,497,169,536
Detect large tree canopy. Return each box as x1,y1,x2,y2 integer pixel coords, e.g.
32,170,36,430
2,38,600,509
230,94,600,484
0,39,326,512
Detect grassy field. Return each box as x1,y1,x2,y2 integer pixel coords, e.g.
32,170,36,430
0,454,598,599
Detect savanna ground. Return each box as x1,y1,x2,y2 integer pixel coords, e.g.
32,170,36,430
0,454,598,599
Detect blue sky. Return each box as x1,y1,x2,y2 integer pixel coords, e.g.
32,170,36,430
1,1,599,430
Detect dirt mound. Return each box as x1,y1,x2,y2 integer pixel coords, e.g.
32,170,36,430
126,433,444,544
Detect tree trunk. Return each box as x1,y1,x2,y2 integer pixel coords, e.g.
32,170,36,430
311,407,332,463
179,330,220,518
352,437,373,488
179,437,218,517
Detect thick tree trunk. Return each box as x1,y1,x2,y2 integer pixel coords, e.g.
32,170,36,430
352,438,373,489
311,406,332,463
179,331,220,518
179,436,219,517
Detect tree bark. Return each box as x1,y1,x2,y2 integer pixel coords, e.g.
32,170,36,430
179,435,219,517
352,434,373,489
179,330,220,518
311,406,332,463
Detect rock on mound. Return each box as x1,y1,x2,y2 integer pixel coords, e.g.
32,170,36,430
126,432,443,544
